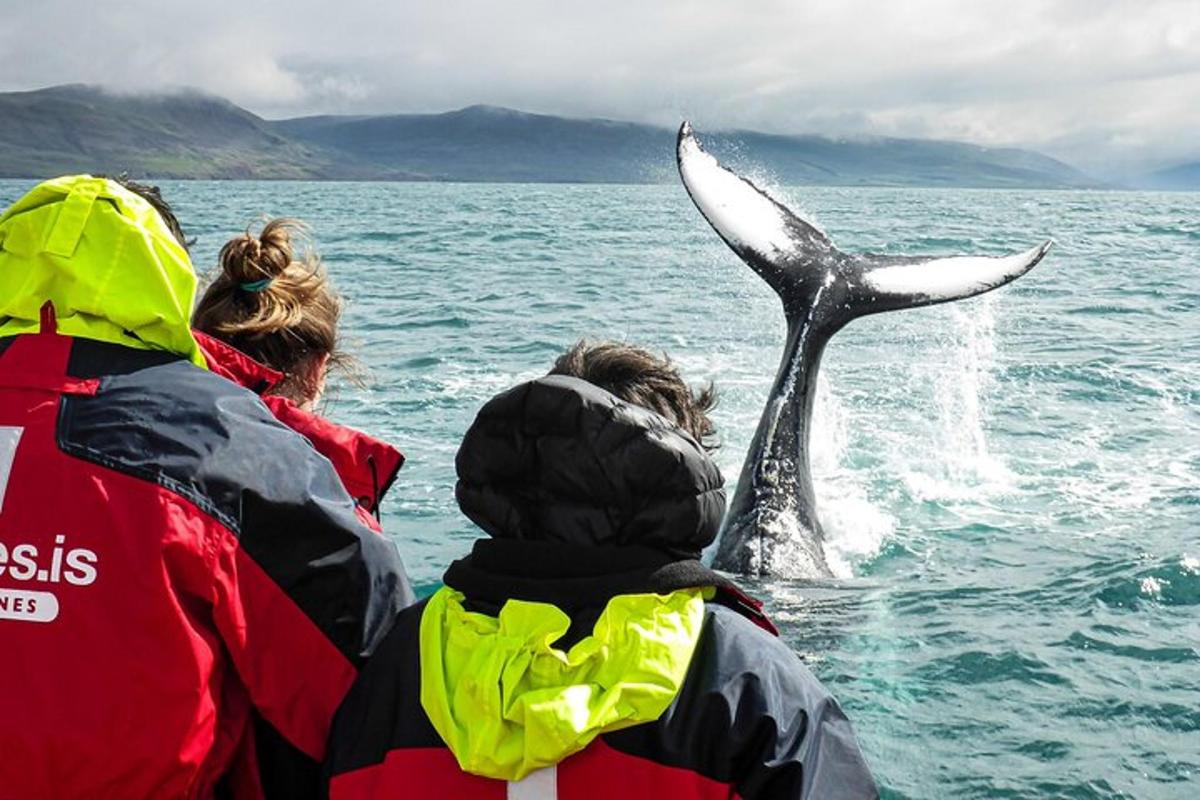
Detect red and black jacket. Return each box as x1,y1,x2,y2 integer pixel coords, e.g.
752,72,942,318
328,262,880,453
0,312,413,799
323,377,877,799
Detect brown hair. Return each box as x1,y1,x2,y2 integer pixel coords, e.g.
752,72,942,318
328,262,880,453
193,218,352,402
550,340,718,449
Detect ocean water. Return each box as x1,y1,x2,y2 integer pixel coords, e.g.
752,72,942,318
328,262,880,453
3,179,1197,798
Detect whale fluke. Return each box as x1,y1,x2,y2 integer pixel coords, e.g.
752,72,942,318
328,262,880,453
677,121,1052,578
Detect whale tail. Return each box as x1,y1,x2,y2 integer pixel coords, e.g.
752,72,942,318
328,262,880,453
676,121,1052,326
677,121,1052,577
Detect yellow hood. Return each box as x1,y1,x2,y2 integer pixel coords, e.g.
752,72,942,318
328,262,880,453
420,587,708,782
0,175,205,366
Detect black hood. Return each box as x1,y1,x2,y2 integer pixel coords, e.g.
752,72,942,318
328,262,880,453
454,375,725,560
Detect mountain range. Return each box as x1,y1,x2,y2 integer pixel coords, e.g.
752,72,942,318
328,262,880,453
1139,161,1200,191
0,84,1191,189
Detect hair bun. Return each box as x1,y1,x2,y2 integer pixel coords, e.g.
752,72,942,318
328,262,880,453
194,216,350,400
218,219,300,286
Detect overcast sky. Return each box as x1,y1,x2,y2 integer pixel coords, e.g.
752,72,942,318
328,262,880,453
2,0,1197,172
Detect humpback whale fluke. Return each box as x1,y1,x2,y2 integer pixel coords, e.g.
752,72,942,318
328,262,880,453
676,122,1052,579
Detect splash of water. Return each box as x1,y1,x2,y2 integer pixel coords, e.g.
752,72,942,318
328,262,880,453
901,297,1016,504
811,371,896,578
804,295,1020,577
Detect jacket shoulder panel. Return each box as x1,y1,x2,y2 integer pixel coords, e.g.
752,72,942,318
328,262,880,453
59,352,332,532
58,343,413,662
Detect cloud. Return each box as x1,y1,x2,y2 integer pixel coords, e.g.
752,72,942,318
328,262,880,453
1,0,1196,171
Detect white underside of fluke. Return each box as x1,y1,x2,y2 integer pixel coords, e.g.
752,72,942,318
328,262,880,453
863,242,1053,301
677,126,805,258
678,123,1050,303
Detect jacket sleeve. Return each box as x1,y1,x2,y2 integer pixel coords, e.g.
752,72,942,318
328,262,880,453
203,406,416,771
731,662,879,799
605,605,878,800
718,615,878,800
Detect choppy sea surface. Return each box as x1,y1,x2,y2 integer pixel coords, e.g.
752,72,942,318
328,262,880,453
3,179,1197,798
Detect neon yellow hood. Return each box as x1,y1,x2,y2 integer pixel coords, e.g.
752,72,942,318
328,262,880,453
420,588,708,782
0,175,205,366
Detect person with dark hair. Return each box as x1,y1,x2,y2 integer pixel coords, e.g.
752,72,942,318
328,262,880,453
549,339,718,448
323,340,878,799
0,175,414,799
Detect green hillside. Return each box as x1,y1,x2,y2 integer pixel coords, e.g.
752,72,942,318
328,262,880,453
0,85,1099,188
0,85,415,180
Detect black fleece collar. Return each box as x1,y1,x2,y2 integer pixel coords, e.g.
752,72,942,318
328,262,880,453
442,538,741,609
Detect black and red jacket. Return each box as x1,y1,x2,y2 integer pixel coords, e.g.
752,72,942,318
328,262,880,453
324,377,877,799
0,310,413,799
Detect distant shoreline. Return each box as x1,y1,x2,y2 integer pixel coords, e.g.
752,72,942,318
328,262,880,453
0,177,1173,191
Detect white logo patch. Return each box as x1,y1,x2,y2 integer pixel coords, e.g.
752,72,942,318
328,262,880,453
0,535,99,624
0,589,58,623
0,428,100,625
0,426,22,514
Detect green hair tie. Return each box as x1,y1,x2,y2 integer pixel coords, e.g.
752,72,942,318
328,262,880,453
240,278,273,292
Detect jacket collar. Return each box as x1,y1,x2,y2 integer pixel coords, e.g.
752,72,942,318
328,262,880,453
193,331,283,394
443,538,778,636
443,538,731,608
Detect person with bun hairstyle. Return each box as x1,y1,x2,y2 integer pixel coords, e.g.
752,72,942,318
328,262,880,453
191,220,409,798
193,219,404,532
